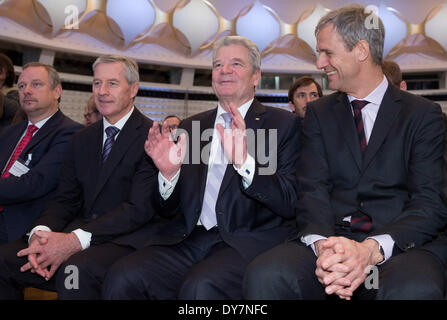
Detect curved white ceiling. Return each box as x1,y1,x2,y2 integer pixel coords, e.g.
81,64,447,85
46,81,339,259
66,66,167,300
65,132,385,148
0,0,446,72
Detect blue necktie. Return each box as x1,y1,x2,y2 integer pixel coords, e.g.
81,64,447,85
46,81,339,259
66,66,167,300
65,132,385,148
199,112,232,230
102,126,119,163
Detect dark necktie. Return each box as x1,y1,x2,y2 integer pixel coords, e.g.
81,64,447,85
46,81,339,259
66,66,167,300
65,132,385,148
351,100,369,153
350,100,372,232
102,126,119,163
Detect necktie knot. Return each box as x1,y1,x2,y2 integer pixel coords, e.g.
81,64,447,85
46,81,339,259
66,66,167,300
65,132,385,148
27,124,38,136
351,100,369,111
221,113,232,129
105,126,119,138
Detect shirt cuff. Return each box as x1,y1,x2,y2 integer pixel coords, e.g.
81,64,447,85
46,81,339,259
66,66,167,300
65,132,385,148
27,225,52,243
301,234,328,256
367,234,394,265
234,153,255,189
158,169,181,200
72,228,92,250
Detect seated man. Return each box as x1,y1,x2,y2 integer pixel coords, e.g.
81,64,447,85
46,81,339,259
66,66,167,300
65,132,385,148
102,36,301,300
0,62,82,244
0,55,162,299
244,5,447,300
287,76,322,118
83,95,102,126
382,60,407,90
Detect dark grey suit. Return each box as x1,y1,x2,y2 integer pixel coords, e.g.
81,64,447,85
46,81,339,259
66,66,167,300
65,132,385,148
244,84,447,300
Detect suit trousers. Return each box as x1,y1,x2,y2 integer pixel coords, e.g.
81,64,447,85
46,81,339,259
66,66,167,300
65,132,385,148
103,226,248,300
243,241,446,300
0,239,134,299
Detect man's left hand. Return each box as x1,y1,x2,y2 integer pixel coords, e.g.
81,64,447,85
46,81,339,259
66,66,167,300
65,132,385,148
217,103,247,168
17,231,82,280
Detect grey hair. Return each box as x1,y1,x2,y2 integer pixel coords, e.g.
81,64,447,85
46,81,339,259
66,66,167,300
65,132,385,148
92,54,139,84
315,4,385,66
22,62,61,89
212,36,261,73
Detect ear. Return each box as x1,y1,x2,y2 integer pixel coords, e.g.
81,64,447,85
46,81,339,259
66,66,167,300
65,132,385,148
355,40,370,62
400,81,407,91
130,81,139,99
53,84,62,101
252,69,261,87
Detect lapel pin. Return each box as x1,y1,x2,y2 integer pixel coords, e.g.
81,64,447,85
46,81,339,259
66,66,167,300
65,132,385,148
255,117,260,121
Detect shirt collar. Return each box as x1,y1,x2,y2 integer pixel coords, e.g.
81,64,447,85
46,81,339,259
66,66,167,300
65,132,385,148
103,106,134,131
348,75,388,106
28,110,58,129
216,98,253,121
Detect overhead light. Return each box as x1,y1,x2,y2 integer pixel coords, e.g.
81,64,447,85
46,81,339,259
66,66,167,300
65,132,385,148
106,0,155,46
236,1,281,52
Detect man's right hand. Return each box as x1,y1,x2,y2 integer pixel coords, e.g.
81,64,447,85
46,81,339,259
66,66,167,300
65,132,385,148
315,238,351,296
18,233,48,278
144,120,186,181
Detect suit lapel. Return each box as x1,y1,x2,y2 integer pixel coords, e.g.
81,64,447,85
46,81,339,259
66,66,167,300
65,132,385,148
21,110,63,156
362,85,402,171
93,108,143,199
333,94,362,170
0,121,27,169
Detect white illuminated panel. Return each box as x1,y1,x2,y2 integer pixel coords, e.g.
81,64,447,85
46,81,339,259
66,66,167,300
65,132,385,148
297,4,330,54
236,1,280,52
37,0,87,35
377,4,407,57
425,4,447,52
173,0,219,54
106,0,155,45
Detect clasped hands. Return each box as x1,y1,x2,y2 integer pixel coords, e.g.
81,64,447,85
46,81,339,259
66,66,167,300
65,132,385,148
144,103,247,180
17,231,82,281
314,237,383,300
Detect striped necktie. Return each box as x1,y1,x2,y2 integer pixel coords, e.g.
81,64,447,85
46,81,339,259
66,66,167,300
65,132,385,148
102,126,119,163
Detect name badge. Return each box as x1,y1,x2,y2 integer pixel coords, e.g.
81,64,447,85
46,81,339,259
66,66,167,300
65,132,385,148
8,158,30,177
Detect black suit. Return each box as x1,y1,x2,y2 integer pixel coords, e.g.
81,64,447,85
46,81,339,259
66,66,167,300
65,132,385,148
0,110,82,243
102,99,301,299
244,85,447,300
0,108,162,299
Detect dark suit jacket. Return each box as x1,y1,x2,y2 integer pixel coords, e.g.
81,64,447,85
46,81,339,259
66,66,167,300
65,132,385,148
31,107,162,249
295,84,447,256
150,99,301,262
0,110,82,242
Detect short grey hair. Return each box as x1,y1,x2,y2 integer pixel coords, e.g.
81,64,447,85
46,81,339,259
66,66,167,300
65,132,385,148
315,4,385,66
212,36,261,73
92,54,139,84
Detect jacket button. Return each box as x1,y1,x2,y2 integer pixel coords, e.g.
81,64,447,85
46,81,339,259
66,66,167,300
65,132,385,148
359,202,364,208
